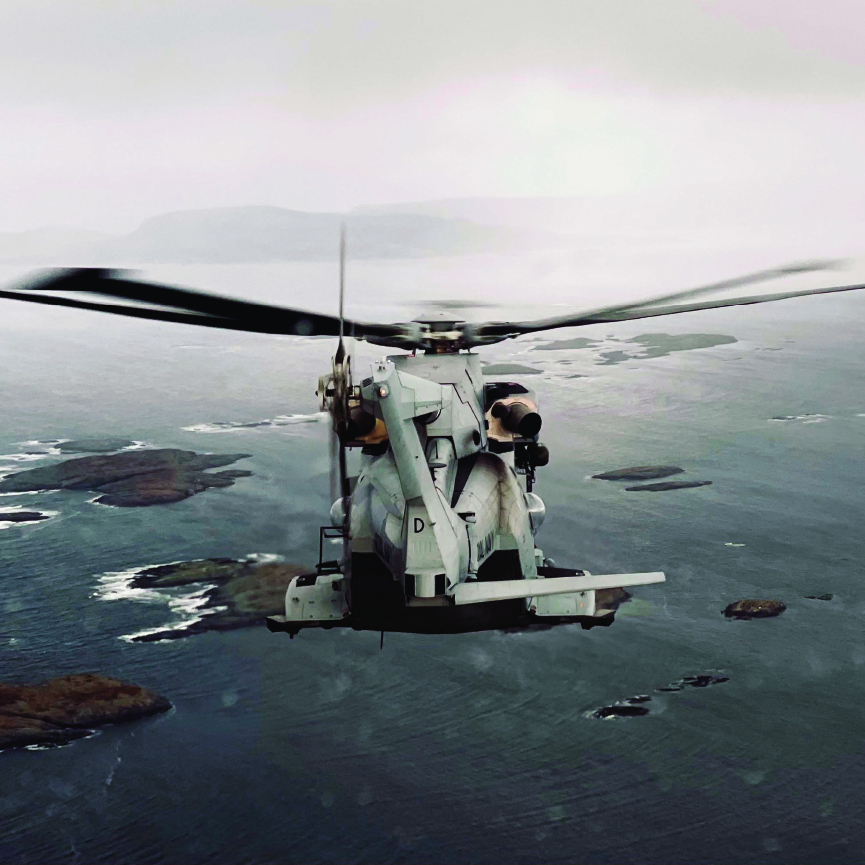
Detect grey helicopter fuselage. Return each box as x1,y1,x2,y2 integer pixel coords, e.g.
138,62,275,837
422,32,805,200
268,344,665,637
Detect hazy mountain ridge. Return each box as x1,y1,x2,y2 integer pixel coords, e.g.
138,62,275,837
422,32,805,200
355,184,865,239
5,190,863,267
0,206,544,265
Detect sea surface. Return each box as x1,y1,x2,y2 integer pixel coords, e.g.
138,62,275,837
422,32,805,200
1,249,865,864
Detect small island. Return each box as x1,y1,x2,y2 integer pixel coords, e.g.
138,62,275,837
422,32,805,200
126,558,310,641
723,599,787,620
0,673,170,751
593,466,685,481
0,448,252,506
0,511,51,523
626,480,712,492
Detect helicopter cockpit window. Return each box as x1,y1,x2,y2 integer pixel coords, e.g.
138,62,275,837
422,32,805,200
295,574,318,587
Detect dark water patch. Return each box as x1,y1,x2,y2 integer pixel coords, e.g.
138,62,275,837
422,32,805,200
626,480,712,492
481,363,543,376
626,333,738,358
532,337,601,351
596,350,632,366
593,465,684,481
593,333,737,364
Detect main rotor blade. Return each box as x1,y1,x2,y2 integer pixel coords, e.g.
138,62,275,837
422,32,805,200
0,287,345,336
3,268,404,340
471,260,843,340
335,224,346,364
567,280,865,326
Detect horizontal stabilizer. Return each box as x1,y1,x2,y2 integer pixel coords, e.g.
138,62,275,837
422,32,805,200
452,572,665,606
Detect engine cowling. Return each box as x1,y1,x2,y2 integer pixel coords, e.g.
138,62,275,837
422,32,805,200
490,400,542,438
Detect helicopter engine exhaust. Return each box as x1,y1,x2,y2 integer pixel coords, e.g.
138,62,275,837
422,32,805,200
490,400,542,438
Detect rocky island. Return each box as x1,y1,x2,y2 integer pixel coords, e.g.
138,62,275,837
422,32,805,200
626,480,713,492
0,511,51,523
723,599,787,620
0,673,170,750
0,448,252,506
593,466,685,481
127,558,309,641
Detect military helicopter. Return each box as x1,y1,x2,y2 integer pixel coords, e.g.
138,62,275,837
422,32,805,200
2,236,863,640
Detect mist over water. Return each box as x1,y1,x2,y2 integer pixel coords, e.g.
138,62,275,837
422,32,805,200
1,243,864,863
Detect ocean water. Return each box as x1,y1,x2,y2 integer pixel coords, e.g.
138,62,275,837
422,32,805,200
1,253,865,864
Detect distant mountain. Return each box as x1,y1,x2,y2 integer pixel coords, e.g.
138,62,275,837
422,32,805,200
355,183,865,238
0,206,545,265
7,188,860,266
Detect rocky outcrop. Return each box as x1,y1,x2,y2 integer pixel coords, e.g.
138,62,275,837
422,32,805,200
0,673,170,750
0,449,252,506
592,703,650,718
625,480,712,492
723,599,786,619
593,466,684,481
127,558,310,641
589,673,729,719
656,674,729,691
594,587,632,613
0,511,50,523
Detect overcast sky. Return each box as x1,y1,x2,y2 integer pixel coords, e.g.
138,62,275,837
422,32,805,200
1,0,864,232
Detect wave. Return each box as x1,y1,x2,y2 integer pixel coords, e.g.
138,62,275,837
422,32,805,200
182,412,327,433
93,562,224,641
244,552,285,564
768,413,832,424
94,552,278,642
0,448,61,463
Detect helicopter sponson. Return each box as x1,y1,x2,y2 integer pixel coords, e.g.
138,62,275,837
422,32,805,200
268,350,664,637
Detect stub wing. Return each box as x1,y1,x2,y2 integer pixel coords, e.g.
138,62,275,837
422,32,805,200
452,572,665,606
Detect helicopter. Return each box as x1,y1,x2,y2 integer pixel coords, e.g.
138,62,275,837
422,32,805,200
2,236,863,640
